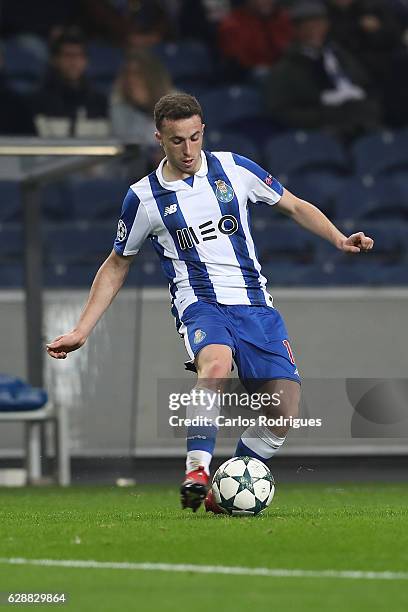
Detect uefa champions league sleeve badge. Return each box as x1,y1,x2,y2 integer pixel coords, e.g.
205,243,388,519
214,180,234,203
116,219,127,242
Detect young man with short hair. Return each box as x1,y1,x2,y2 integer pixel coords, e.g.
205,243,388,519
46,93,373,512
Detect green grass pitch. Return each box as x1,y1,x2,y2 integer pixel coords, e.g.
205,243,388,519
0,483,407,611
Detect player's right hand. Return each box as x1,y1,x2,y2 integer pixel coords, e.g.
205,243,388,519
46,331,86,360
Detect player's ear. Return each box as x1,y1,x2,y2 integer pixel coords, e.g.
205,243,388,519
201,123,205,136
155,131,163,147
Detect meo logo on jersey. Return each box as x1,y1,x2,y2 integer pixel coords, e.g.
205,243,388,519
215,180,234,203
164,203,178,216
176,215,239,250
116,219,127,242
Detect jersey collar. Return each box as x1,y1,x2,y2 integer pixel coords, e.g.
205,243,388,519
156,150,208,191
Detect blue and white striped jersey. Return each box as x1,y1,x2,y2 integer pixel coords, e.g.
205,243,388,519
113,150,283,321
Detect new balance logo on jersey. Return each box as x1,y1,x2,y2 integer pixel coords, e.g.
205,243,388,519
176,215,239,250
164,203,178,216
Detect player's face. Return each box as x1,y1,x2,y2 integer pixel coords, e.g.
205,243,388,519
156,115,205,177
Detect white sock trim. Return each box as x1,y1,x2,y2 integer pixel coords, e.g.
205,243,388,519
241,425,286,460
186,450,212,475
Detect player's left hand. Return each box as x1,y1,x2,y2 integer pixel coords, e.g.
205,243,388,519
340,232,374,253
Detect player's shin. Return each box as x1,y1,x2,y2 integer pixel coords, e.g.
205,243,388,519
234,422,286,462
185,386,221,475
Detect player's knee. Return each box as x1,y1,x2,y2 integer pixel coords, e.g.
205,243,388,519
197,357,231,380
262,385,301,420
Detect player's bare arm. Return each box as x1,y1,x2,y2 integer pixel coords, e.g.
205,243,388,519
276,188,374,253
46,250,134,360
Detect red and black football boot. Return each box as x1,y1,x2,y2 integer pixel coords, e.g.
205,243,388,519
204,488,223,514
180,466,209,512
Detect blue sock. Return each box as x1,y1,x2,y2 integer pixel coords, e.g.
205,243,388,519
186,425,217,474
187,425,218,455
234,425,286,462
234,438,267,462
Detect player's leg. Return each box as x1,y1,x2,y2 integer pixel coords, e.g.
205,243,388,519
235,378,301,460
181,344,233,511
178,302,235,510
186,343,233,474
205,305,300,512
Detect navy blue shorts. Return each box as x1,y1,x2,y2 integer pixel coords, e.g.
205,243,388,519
179,302,300,384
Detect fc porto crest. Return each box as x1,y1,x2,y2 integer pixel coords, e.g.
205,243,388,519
193,329,206,345
214,180,234,203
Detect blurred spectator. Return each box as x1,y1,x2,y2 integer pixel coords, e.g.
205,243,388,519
110,53,173,144
79,0,174,47
218,0,293,78
328,0,408,127
328,0,402,81
179,0,231,45
0,49,35,135
264,1,381,141
32,29,109,137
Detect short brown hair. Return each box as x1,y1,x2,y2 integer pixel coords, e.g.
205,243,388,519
154,93,204,130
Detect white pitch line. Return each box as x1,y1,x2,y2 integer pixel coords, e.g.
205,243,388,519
0,558,407,581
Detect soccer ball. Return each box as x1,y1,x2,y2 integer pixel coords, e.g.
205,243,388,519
211,456,275,516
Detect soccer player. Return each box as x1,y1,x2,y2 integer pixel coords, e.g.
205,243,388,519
46,93,374,512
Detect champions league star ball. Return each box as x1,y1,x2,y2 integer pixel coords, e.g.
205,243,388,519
211,456,275,516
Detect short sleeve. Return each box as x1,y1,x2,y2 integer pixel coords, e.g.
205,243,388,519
232,153,283,206
113,188,152,256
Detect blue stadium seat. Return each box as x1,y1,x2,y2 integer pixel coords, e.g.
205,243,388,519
261,262,311,286
3,39,46,80
200,86,262,131
69,178,128,221
127,259,166,286
43,222,115,265
0,264,23,287
286,173,345,217
42,182,73,221
252,221,317,264
334,176,408,221
351,130,408,177
44,264,99,288
152,41,212,83
264,131,348,183
0,182,21,222
205,131,261,163
0,224,23,260
87,43,124,81
374,265,408,285
391,171,408,202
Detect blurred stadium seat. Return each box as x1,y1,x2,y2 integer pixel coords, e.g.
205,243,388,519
334,176,408,222
87,43,123,79
205,131,261,163
286,172,345,217
42,182,73,221
152,41,213,85
43,222,114,265
351,130,408,177
44,263,98,288
4,38,46,92
0,224,23,260
200,86,262,130
0,263,23,287
252,220,317,264
69,178,128,221
0,182,21,222
264,131,348,183
86,43,123,92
